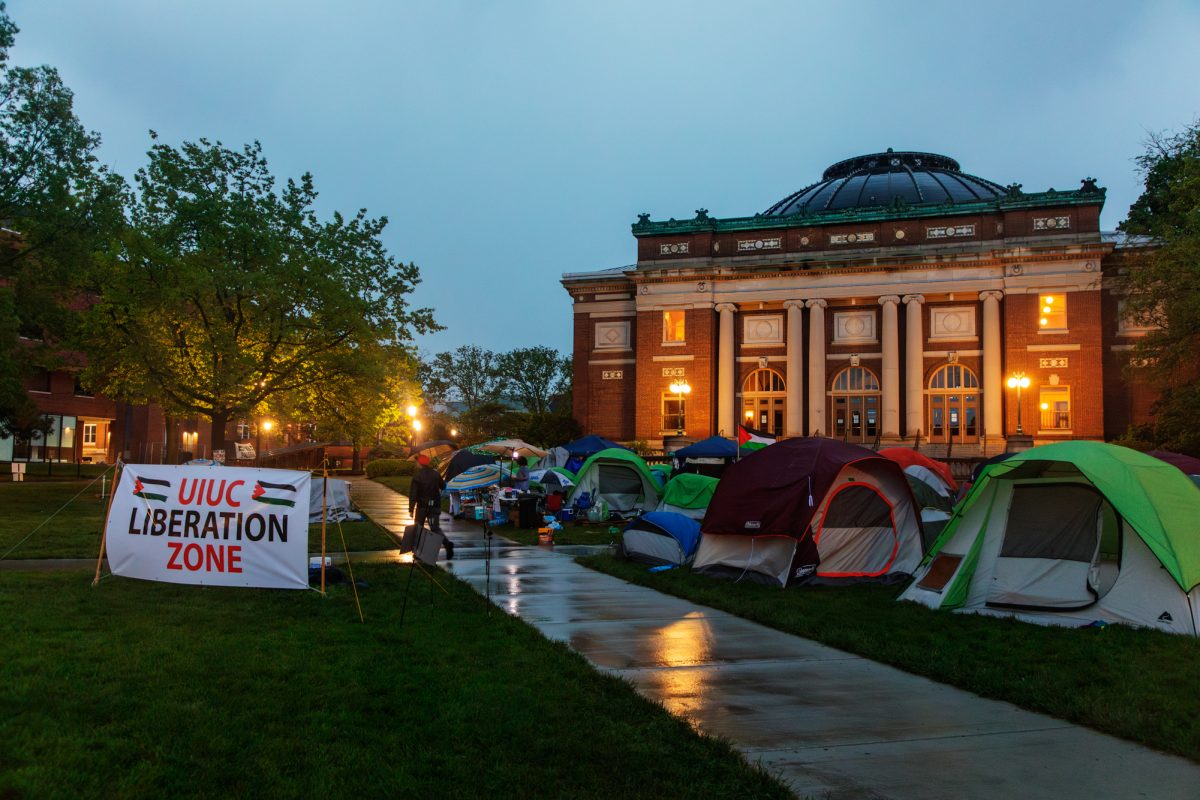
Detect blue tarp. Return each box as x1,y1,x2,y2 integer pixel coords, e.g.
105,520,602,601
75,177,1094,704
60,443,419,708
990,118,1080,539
624,511,702,562
671,436,737,459
564,435,631,458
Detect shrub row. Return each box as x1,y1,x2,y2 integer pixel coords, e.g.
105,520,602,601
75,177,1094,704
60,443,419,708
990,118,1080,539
365,458,415,478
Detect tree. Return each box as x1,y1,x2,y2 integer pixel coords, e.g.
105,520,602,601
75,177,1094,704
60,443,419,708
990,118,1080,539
0,3,124,432
80,136,438,452
429,345,507,412
497,346,571,415
1117,120,1200,453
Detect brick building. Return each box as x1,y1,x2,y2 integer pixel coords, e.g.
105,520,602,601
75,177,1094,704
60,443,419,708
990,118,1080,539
562,150,1156,454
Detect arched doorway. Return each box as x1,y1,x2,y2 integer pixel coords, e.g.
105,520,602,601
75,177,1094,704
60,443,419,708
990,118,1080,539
740,368,786,436
928,364,980,444
830,366,881,443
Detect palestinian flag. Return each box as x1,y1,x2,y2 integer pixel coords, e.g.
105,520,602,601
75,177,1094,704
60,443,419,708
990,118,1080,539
132,476,171,503
738,425,775,452
253,480,298,508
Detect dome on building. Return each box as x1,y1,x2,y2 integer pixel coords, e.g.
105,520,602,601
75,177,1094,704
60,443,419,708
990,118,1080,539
763,149,1007,217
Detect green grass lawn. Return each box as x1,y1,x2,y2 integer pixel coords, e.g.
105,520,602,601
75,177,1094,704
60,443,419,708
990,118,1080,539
0,481,398,559
580,553,1200,763
0,565,788,799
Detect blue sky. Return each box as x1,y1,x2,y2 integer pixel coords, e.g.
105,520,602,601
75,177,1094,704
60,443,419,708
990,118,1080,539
10,1,1200,354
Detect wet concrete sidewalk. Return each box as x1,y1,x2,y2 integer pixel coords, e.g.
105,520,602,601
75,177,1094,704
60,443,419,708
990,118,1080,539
352,478,1200,799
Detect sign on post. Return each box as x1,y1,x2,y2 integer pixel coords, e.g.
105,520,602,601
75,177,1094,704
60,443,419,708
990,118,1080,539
104,464,310,589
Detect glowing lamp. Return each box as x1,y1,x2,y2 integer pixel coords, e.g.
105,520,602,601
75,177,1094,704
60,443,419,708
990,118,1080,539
406,405,418,418
262,420,273,432
413,419,422,432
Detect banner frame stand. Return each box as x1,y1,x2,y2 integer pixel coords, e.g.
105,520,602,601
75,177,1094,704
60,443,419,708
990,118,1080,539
320,466,328,596
92,461,123,588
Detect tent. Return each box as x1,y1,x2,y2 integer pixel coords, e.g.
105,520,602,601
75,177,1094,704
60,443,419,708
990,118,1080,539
309,477,360,523
1149,450,1200,484
878,448,957,492
648,462,672,487
900,441,1200,635
902,465,955,512
538,446,571,470
694,438,925,587
567,448,660,515
564,435,630,458
620,512,702,566
657,472,719,521
440,449,497,482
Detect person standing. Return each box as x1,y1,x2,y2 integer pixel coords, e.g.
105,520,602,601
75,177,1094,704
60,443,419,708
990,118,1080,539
513,456,530,493
410,454,453,558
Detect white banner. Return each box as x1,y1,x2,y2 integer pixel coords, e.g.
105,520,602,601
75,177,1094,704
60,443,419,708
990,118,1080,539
105,464,311,589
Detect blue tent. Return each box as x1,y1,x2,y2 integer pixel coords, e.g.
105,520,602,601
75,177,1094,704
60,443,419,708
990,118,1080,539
671,436,737,459
620,511,702,566
564,435,631,458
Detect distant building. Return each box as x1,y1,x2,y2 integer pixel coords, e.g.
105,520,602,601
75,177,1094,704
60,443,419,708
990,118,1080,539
561,150,1156,454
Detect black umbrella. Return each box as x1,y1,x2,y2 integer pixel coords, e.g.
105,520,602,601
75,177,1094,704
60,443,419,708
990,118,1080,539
408,440,457,461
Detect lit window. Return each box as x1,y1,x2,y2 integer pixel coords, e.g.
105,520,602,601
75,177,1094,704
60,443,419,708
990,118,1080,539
1037,293,1067,331
662,394,686,432
1039,386,1071,430
83,423,97,445
663,310,686,343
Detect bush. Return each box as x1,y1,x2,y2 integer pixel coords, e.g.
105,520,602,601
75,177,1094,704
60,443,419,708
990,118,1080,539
366,458,415,478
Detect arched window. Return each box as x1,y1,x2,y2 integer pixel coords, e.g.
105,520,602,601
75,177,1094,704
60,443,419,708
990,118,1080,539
927,363,980,443
740,368,787,435
830,366,880,442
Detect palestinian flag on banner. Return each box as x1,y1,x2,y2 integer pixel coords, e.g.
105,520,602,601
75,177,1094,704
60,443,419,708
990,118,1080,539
132,476,171,503
738,425,775,452
253,480,298,508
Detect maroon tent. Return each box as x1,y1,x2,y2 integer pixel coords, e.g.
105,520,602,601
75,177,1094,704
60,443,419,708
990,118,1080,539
694,438,925,586
1148,450,1200,477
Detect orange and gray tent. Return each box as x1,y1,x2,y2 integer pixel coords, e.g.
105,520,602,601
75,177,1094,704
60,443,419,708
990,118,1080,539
694,438,925,586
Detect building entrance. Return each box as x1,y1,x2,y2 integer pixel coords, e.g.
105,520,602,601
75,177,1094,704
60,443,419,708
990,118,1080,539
741,368,786,436
927,364,980,444
830,366,881,444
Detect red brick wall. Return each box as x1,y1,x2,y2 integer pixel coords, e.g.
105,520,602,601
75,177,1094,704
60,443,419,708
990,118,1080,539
634,307,714,443
1003,290,1105,440
571,310,636,441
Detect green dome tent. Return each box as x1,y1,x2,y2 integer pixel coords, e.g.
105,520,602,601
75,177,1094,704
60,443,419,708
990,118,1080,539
567,448,661,516
656,473,719,521
900,441,1200,635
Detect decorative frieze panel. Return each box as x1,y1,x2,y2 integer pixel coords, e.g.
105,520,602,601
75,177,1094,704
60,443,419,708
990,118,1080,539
659,242,689,255
829,231,875,245
929,306,977,340
601,370,624,380
926,224,975,239
1033,216,1071,231
737,237,781,252
743,314,784,346
661,367,686,378
833,310,877,344
594,320,631,350
1038,357,1068,369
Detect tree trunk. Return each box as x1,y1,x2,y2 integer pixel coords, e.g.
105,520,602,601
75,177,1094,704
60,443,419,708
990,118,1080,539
209,410,230,459
351,435,361,474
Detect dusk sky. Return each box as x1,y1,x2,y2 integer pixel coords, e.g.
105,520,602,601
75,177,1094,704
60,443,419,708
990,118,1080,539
10,1,1200,356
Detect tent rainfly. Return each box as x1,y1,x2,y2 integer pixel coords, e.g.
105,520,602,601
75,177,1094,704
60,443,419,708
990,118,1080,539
656,472,719,521
900,441,1200,636
567,448,661,514
620,512,702,567
695,438,925,587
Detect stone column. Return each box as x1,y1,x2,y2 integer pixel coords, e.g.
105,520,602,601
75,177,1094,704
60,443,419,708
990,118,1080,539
903,294,925,438
878,295,901,438
716,303,737,437
806,299,828,436
980,290,1005,442
784,300,805,437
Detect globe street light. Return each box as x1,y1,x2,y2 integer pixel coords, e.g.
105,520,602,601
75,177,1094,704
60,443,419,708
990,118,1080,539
668,380,692,435
257,419,274,466
1006,373,1031,435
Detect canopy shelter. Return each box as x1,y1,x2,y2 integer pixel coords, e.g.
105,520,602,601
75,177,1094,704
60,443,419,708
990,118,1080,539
408,440,456,462
309,477,359,523
439,449,497,483
695,438,924,587
620,511,702,567
529,467,575,493
656,472,719,521
474,439,548,461
567,448,660,515
564,435,630,458
446,463,511,492
900,442,1200,636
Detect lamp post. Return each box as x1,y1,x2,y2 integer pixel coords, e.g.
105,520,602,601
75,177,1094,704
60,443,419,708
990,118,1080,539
257,420,273,466
1006,373,1031,435
668,380,692,435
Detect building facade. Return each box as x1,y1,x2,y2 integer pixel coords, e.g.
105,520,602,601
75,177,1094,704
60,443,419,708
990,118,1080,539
562,150,1154,454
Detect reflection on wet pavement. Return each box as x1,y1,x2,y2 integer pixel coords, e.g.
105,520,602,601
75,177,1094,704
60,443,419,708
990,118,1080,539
350,477,1200,800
